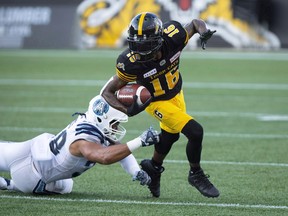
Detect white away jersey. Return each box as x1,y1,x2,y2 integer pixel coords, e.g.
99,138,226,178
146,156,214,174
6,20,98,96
34,115,108,183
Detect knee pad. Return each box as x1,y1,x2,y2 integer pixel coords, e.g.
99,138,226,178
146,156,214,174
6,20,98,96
182,120,203,163
155,129,180,155
181,119,203,143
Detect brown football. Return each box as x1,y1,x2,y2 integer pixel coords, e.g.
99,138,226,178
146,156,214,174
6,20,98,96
116,84,151,107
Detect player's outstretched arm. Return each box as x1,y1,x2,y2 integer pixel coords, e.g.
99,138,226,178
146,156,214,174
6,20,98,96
184,19,216,49
70,127,159,164
126,126,159,151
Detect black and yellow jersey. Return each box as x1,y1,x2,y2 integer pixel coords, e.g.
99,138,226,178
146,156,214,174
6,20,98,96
116,20,189,101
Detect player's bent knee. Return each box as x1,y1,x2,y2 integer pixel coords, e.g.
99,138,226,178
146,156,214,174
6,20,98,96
181,119,203,140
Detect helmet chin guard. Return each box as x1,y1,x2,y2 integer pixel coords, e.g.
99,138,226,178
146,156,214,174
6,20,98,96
86,95,128,143
127,12,163,62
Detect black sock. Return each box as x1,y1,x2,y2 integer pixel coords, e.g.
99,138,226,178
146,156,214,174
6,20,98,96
151,158,163,168
190,166,202,174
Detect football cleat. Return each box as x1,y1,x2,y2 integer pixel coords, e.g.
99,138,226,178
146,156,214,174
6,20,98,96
140,159,164,197
188,169,220,198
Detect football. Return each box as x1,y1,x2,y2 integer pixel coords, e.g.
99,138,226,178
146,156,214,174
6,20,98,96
116,84,151,107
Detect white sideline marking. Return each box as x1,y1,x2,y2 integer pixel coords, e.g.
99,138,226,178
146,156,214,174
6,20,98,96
1,126,287,167
1,126,288,139
204,132,288,139
183,82,288,90
1,79,288,90
1,106,288,123
181,51,288,61
0,79,106,86
165,160,288,167
258,115,288,121
192,111,288,122
0,106,280,117
0,106,79,113
1,50,288,61
0,195,287,210
0,126,288,139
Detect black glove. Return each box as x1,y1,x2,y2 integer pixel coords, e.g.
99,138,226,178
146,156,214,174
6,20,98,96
127,95,152,117
199,29,216,50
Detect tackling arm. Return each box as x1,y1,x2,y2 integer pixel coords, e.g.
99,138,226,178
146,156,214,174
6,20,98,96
70,140,132,164
69,127,159,164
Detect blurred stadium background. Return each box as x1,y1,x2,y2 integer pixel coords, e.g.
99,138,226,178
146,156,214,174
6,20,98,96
0,0,287,50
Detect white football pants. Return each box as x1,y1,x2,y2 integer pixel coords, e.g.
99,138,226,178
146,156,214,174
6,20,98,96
0,134,73,194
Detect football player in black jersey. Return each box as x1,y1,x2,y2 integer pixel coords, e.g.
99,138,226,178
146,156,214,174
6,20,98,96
101,12,219,198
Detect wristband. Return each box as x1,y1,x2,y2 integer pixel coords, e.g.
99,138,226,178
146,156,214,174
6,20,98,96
126,137,142,152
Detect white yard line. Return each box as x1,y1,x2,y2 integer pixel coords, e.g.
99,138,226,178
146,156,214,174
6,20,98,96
0,126,287,139
257,115,288,121
0,106,79,113
1,50,288,61
0,79,288,90
1,106,288,121
165,160,288,167
0,195,287,210
0,79,106,86
1,125,287,168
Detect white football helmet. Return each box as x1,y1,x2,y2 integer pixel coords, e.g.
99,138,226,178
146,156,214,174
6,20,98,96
86,95,128,142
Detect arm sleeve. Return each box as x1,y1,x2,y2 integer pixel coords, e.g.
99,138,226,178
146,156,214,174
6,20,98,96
119,154,141,176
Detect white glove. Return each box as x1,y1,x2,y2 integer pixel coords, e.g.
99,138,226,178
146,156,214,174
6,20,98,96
132,170,151,186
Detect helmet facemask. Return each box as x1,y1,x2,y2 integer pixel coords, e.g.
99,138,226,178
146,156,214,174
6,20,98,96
103,119,127,143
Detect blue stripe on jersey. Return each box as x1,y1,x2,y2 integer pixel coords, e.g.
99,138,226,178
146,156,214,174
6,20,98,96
75,123,105,144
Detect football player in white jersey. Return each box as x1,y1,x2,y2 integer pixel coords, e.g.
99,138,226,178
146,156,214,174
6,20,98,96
0,95,159,195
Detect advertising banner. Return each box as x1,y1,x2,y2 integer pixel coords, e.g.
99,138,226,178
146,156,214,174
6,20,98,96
0,0,80,49
0,0,287,49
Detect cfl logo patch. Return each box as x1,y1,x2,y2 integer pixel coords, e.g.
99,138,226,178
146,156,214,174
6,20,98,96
117,62,125,71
